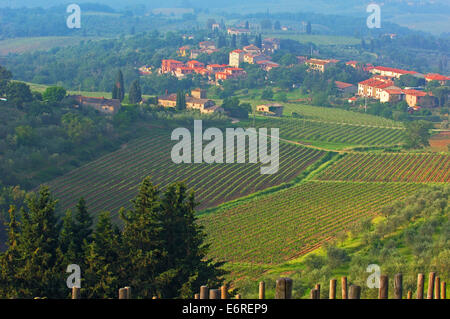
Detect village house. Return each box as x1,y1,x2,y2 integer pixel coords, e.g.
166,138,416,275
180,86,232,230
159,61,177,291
379,89,405,103
256,103,284,117
227,28,251,36
178,46,190,57
229,49,245,67
358,78,398,99
187,60,205,69
68,95,121,115
262,38,280,54
370,66,418,79
161,59,184,74
305,58,339,72
199,41,216,50
157,89,222,114
403,89,436,109
243,44,261,55
138,65,152,75
256,60,280,71
215,67,246,81
425,73,450,86
243,53,269,65
334,81,357,95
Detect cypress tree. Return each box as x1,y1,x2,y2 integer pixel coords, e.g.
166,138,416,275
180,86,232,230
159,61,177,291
128,79,142,104
112,70,125,102
176,91,186,110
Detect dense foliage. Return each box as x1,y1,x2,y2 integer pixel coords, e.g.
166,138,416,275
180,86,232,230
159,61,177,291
0,179,224,298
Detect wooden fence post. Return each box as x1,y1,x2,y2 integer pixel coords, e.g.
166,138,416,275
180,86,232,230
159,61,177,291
72,287,80,299
407,291,412,299
200,286,209,299
221,285,228,299
434,277,440,299
275,277,292,299
194,294,199,299
379,275,388,299
427,272,436,299
417,273,424,299
441,282,446,299
315,284,321,299
152,296,158,299
124,286,131,299
235,294,241,299
118,288,127,299
394,273,403,299
259,281,265,299
341,276,348,299
329,279,337,299
209,289,220,299
349,285,361,299
310,289,319,299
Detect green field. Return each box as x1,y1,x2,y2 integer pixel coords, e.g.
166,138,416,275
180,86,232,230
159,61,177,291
262,32,361,45
46,128,326,219
199,181,422,264
0,36,105,56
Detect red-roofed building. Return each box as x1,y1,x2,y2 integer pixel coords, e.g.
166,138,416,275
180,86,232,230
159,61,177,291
174,66,194,78
358,78,397,99
229,49,245,67
425,73,450,85
256,60,280,71
370,66,417,78
380,88,405,103
161,59,184,73
403,89,435,108
305,58,339,72
207,64,226,73
187,60,205,69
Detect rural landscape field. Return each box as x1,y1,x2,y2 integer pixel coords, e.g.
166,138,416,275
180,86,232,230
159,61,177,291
0,0,449,305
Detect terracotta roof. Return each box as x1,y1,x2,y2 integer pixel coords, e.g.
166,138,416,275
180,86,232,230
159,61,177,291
425,73,450,81
383,89,404,95
402,89,428,97
372,66,416,75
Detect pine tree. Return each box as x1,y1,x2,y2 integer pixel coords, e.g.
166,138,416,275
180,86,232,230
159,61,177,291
158,182,224,298
240,34,249,47
217,34,226,48
59,210,77,266
112,70,125,102
118,177,167,298
128,79,142,104
16,187,64,297
0,206,24,298
231,34,237,48
84,211,122,298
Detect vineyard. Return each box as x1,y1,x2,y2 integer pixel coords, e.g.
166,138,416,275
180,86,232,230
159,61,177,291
316,153,450,183
46,129,326,219
199,181,422,264
281,103,403,127
242,117,405,147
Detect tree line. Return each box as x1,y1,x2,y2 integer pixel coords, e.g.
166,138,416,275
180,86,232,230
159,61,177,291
0,178,224,298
